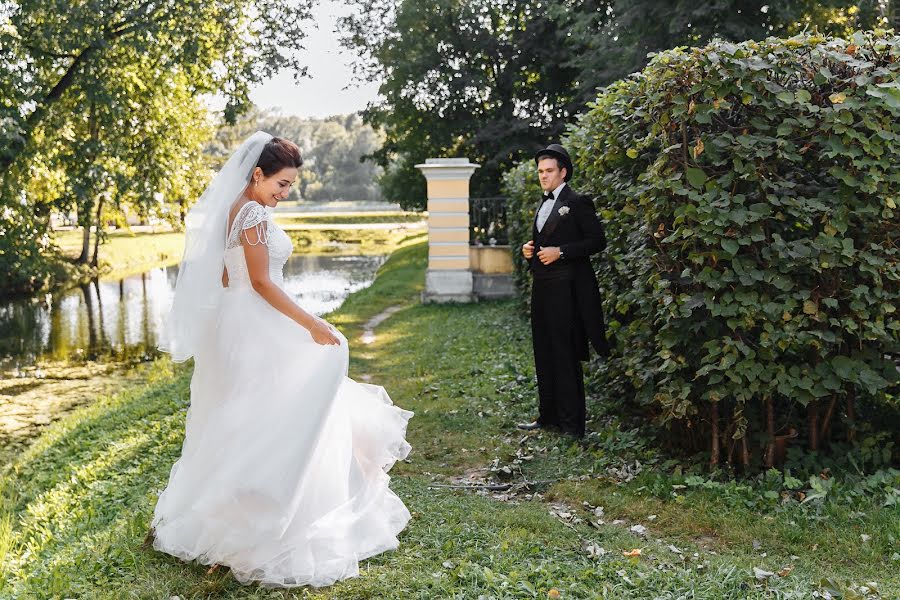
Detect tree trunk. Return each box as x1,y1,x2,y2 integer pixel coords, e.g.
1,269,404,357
709,402,720,467
764,396,776,469
740,434,750,469
819,394,838,444
76,218,92,264
808,401,819,451
847,390,856,443
724,406,736,467
77,100,100,265
90,195,105,267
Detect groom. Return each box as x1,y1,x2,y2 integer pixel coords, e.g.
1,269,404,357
518,144,609,438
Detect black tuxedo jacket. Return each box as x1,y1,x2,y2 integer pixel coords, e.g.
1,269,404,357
528,184,609,358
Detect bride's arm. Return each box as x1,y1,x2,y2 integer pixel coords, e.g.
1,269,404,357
242,226,340,345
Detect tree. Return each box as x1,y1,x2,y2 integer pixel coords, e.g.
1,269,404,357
213,110,385,203
340,0,899,209
340,0,584,208
0,0,315,295
541,1,900,105
40,54,212,265
0,0,314,178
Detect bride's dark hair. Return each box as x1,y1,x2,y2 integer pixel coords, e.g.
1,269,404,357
256,137,303,175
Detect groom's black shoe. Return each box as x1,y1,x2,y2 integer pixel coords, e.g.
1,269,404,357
516,420,544,431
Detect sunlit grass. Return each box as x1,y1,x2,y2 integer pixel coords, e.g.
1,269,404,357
53,229,185,281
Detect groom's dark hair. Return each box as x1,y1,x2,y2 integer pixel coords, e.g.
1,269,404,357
535,153,567,178
257,137,303,175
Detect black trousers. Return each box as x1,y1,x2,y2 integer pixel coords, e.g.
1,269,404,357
530,277,586,436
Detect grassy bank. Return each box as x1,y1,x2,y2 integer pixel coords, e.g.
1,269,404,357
51,226,423,285
1,240,897,599
53,229,186,282
0,361,152,468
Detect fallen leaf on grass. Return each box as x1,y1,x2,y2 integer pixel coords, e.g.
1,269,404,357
548,589,561,599
623,548,642,557
583,541,607,559
777,565,794,577
630,524,648,536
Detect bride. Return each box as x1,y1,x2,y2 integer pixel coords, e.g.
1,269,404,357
151,131,413,588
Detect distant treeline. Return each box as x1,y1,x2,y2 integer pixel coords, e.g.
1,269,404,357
211,111,385,203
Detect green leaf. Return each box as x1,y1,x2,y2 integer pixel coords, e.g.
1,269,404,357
832,356,855,380
777,91,795,104
686,167,707,189
721,239,739,255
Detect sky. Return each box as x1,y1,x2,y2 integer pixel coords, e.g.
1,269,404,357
247,0,381,119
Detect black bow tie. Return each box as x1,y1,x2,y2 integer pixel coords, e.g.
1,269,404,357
543,192,554,201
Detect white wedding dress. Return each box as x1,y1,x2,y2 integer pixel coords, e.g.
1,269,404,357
152,201,413,587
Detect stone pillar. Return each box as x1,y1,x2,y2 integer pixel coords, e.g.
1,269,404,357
415,158,480,303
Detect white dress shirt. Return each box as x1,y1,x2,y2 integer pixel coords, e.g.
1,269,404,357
536,182,566,232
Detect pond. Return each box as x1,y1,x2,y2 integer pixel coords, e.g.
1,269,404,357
0,254,386,374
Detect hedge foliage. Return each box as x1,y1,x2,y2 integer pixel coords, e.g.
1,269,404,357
504,32,900,468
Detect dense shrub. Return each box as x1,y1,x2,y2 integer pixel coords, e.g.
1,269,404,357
0,199,65,297
505,32,900,469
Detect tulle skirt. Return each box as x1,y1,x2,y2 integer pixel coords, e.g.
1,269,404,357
152,287,413,588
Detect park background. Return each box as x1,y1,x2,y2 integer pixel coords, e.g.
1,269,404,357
1,1,899,598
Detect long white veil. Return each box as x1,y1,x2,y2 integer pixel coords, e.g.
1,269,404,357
159,131,274,362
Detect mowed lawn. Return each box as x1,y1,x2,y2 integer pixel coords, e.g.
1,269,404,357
1,241,897,599
54,229,186,280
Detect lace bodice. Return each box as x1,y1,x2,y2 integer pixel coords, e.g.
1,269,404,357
224,202,294,289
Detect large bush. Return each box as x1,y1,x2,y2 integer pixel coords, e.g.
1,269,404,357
505,32,900,469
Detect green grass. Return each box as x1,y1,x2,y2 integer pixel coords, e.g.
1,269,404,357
51,227,425,284
53,229,186,281
1,239,897,599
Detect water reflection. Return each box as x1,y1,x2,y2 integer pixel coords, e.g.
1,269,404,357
0,254,385,373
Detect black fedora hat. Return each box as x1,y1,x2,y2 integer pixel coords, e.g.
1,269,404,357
534,143,573,181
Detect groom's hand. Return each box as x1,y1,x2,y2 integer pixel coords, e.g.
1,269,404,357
537,246,561,265
522,240,534,259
